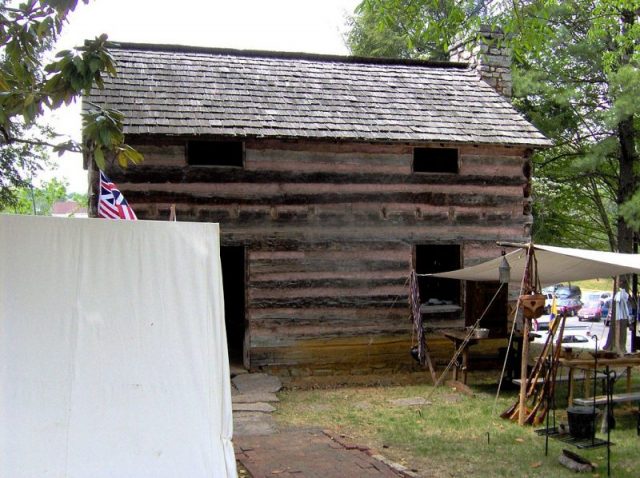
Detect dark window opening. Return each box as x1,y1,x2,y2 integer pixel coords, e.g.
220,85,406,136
415,244,461,305
413,147,459,173
220,246,246,366
187,140,244,167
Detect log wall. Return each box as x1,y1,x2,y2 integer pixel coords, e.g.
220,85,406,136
98,137,532,375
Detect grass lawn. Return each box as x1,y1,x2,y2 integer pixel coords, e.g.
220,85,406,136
274,372,639,477
573,278,615,293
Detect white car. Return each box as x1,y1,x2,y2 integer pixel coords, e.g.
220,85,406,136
531,331,597,351
533,315,551,331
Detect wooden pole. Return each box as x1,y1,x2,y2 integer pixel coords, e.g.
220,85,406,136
518,316,530,425
517,245,535,425
633,236,638,352
604,277,618,351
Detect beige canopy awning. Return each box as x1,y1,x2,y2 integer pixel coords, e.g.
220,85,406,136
430,244,640,286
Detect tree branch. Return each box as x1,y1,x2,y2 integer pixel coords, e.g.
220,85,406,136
0,125,10,144
1,136,81,153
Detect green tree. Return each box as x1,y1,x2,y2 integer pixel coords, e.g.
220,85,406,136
0,0,142,209
0,177,68,214
68,190,87,205
508,0,639,252
347,0,640,253
346,0,492,60
346,1,436,59
0,120,54,207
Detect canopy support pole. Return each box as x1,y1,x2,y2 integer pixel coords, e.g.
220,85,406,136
518,316,531,425
517,244,536,425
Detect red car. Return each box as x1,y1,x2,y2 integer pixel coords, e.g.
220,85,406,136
578,294,604,322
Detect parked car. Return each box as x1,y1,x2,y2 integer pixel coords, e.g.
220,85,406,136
545,284,582,316
532,332,596,351
578,293,604,321
543,284,582,315
533,315,551,331
554,284,582,300
562,334,591,344
556,297,582,316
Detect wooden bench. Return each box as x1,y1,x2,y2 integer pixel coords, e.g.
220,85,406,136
574,391,640,407
513,371,607,404
573,392,640,435
512,372,606,387
559,355,640,406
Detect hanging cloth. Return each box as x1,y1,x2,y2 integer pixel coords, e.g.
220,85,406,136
409,270,436,382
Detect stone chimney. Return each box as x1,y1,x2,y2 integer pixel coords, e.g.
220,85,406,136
449,25,512,98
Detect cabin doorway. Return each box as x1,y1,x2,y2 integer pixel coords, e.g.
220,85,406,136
465,281,508,336
220,246,246,368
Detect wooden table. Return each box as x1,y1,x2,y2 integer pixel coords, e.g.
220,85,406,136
559,354,640,405
443,330,485,384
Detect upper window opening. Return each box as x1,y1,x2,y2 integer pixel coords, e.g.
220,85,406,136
187,140,244,167
413,147,459,173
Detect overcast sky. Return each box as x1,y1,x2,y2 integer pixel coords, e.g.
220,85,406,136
45,0,361,192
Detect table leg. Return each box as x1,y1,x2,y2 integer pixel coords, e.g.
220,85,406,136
626,366,632,393
462,348,469,385
583,369,591,399
567,367,575,406
452,340,460,382
600,403,616,433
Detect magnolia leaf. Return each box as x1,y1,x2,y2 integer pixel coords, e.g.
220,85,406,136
122,145,144,164
72,55,86,75
116,151,128,167
88,57,102,73
98,126,112,148
0,76,10,92
23,102,37,123
93,147,106,170
55,48,72,59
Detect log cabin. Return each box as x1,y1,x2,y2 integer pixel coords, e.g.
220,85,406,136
84,34,550,377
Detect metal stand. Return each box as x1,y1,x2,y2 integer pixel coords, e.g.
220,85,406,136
592,336,598,448
536,340,614,477
544,355,556,456
605,367,614,477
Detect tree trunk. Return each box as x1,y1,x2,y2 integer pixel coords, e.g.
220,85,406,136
617,116,636,253
589,177,616,251
616,9,638,254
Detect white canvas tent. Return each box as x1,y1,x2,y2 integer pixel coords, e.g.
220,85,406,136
0,215,236,478
431,243,640,285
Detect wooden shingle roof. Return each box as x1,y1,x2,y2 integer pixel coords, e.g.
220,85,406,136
86,42,550,147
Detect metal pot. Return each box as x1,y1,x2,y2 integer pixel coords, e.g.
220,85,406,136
566,406,598,440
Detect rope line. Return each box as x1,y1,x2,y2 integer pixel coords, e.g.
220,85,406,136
427,281,506,397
